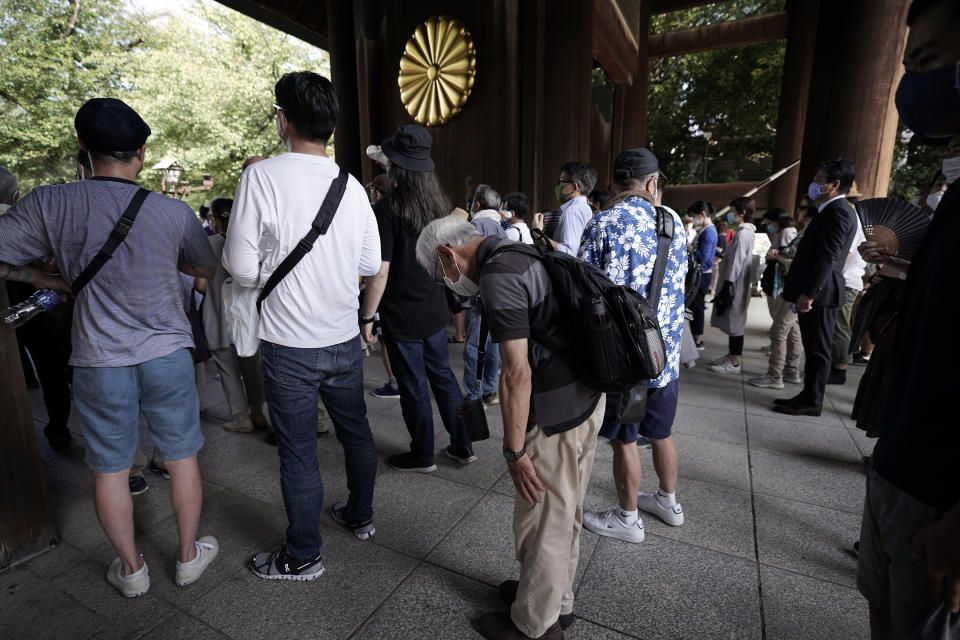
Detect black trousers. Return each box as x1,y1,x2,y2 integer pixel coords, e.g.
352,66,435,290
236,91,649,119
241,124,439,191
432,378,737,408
17,309,72,434
689,273,711,336
797,304,839,408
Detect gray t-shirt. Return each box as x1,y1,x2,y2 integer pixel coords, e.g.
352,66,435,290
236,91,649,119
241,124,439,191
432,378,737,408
0,177,217,367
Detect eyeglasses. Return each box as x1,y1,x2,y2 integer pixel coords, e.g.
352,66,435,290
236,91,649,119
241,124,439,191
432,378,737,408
432,252,446,283
272,103,284,115
556,179,575,186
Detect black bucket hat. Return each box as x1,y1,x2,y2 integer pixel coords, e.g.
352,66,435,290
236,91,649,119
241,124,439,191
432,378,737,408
381,125,435,171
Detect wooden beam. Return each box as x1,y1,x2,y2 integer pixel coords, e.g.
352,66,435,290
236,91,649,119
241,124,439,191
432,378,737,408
215,0,329,49
662,181,771,211
650,0,728,14
593,0,639,84
648,12,787,58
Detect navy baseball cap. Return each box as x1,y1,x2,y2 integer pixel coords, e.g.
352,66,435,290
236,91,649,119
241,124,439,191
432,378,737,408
75,98,151,157
613,148,666,182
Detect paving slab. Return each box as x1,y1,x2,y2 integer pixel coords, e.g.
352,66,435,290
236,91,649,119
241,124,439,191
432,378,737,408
0,567,107,640
754,494,861,588
187,535,417,640
351,563,502,640
672,403,747,446
746,413,863,463
750,447,865,513
760,564,868,640
576,535,762,640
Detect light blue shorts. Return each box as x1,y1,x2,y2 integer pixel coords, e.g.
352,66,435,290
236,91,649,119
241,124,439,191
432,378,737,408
73,348,204,473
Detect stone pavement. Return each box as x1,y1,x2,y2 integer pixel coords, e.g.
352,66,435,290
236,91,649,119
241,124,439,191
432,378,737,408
1,295,873,639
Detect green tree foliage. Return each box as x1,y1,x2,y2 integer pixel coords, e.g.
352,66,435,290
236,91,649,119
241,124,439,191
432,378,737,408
888,128,946,202
647,1,785,186
0,0,329,208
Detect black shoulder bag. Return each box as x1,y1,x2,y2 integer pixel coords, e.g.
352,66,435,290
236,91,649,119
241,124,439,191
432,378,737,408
456,311,492,442
604,206,674,424
71,188,150,296
256,169,348,313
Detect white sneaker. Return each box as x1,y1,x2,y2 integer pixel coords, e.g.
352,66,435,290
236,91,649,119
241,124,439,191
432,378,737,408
748,374,784,389
637,491,684,526
709,354,731,366
175,536,219,586
106,556,149,598
583,506,645,543
709,360,741,374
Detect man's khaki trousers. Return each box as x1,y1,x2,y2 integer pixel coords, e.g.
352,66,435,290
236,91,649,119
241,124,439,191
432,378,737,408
511,396,605,637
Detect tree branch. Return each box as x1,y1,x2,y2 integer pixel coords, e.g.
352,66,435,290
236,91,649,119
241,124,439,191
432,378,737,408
61,0,81,39
0,89,25,110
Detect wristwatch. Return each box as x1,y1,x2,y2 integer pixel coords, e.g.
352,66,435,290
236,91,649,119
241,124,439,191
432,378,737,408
359,316,375,325
502,445,526,463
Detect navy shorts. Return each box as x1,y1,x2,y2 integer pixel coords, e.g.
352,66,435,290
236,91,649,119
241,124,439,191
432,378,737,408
599,379,679,443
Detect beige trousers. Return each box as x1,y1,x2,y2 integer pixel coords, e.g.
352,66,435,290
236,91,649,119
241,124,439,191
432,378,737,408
511,395,605,637
768,297,803,378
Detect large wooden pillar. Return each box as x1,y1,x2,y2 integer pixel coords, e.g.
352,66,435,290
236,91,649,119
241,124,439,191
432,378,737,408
0,285,55,570
328,0,363,178
798,0,910,199
617,0,652,152
768,0,819,212
519,0,595,211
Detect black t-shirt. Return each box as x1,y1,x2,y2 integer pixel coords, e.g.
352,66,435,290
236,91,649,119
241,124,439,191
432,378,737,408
373,198,449,341
872,180,960,512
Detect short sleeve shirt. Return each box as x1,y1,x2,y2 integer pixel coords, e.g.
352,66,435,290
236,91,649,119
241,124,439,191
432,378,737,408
0,178,217,367
579,196,688,387
374,198,449,341
477,238,600,434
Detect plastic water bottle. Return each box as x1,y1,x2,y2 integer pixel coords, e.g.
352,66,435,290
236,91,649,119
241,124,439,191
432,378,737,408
1,289,63,328
258,231,278,256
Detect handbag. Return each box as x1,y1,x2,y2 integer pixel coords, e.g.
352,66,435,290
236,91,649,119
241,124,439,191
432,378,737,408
186,291,211,363
457,314,491,442
604,206,674,424
223,169,349,357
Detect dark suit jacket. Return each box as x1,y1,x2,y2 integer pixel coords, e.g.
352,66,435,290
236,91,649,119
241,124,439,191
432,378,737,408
782,197,857,307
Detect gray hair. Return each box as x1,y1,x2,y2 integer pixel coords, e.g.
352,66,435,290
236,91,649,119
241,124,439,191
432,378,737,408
0,166,19,203
472,184,501,211
415,216,482,272
612,172,659,198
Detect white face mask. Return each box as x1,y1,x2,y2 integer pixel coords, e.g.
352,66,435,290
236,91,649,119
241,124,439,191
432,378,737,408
927,190,945,211
501,211,512,220
942,157,960,184
441,255,479,297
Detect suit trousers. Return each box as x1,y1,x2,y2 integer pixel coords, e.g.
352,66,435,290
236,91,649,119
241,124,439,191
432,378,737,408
798,305,839,408
511,396,605,637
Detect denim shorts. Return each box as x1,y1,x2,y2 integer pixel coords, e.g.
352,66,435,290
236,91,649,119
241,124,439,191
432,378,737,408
73,348,204,473
599,379,679,443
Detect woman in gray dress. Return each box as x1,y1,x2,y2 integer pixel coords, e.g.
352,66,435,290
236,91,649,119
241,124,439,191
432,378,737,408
709,197,756,374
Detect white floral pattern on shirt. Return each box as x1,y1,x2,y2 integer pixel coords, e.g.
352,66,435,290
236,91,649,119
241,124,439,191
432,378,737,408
579,196,688,388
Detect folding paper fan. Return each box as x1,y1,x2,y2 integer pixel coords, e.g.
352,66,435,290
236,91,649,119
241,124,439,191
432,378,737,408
854,197,930,262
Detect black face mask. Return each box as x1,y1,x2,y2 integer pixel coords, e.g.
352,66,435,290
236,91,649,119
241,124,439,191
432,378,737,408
895,62,960,138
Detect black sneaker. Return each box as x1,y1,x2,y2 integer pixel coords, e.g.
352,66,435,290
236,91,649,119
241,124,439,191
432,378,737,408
248,546,325,581
443,445,478,465
852,352,871,365
827,369,847,385
387,452,437,473
129,475,148,496
147,458,170,480
329,501,375,540
371,382,400,399
694,340,705,351
482,393,499,407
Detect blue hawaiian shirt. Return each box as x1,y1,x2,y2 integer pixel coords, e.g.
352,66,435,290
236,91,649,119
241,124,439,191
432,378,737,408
579,196,688,388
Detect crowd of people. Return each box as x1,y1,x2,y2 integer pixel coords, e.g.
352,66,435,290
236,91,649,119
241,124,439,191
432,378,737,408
0,1,957,638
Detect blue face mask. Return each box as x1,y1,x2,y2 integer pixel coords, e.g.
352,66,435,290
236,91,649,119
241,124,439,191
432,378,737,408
726,212,736,225
766,223,778,235
895,62,960,138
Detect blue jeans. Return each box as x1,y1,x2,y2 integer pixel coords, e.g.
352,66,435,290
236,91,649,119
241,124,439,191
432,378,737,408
261,337,377,560
463,304,500,399
383,327,471,464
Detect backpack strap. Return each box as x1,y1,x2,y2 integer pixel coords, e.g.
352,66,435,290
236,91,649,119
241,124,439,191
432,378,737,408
257,169,349,313
72,187,151,296
648,206,675,310
473,313,489,397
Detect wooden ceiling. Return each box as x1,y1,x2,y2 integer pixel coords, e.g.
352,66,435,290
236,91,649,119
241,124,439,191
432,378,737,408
215,0,329,49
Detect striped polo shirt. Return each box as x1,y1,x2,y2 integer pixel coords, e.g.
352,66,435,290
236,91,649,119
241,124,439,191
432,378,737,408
476,237,601,434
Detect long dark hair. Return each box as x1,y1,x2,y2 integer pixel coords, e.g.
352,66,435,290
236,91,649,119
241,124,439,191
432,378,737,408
388,165,453,234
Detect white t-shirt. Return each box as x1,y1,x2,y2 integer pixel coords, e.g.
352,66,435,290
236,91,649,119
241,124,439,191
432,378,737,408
505,221,534,244
223,153,381,349
843,215,867,291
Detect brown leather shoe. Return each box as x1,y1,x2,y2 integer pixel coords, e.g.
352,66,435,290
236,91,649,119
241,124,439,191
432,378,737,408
477,611,563,640
772,404,821,417
498,581,575,630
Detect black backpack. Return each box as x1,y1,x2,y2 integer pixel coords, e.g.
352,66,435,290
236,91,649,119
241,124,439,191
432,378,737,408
485,207,674,394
